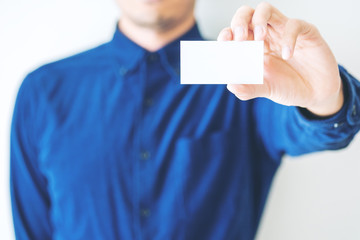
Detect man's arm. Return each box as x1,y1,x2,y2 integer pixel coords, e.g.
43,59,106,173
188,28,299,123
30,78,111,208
217,2,360,158
10,75,52,239
253,66,360,159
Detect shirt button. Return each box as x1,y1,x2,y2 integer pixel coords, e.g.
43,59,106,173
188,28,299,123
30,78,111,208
144,98,154,107
352,105,357,116
334,123,339,128
141,209,151,217
140,151,150,160
147,53,158,63
175,67,180,75
119,66,128,76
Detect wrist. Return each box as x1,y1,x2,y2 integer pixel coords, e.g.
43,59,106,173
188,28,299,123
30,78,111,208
306,81,344,117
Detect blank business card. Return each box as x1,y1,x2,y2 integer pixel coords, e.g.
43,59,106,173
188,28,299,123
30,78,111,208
180,41,264,84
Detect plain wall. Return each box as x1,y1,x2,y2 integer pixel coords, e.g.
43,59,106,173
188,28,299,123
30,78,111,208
1,0,359,239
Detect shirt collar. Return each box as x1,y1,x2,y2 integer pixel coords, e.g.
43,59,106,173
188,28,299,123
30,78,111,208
109,22,204,72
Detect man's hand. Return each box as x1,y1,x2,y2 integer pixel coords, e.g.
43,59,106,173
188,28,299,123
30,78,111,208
218,2,344,117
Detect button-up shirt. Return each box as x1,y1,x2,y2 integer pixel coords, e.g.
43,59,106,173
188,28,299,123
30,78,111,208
11,24,360,240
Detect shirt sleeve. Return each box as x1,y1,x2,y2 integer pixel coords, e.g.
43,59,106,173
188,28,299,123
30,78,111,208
10,74,52,240
254,65,360,161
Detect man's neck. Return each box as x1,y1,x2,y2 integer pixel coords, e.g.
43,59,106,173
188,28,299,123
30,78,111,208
118,16,196,52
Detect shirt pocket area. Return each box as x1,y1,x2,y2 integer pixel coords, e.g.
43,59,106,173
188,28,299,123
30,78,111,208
174,129,251,225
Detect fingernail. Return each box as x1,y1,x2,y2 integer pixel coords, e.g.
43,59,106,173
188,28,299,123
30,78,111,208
254,26,264,41
234,27,244,41
282,46,291,60
227,84,236,93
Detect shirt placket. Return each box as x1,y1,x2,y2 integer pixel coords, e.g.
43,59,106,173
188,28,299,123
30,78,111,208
134,52,161,240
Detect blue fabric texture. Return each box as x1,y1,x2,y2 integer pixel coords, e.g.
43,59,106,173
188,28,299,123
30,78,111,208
10,24,360,240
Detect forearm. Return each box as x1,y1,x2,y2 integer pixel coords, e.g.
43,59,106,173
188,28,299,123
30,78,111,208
255,65,360,159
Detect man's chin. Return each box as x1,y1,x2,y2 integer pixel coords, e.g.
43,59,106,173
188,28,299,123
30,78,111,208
137,0,163,4
135,16,177,31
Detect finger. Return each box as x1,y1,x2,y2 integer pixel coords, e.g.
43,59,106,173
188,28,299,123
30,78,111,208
282,19,313,60
230,5,254,41
251,2,272,41
252,2,287,41
217,27,233,41
227,83,269,101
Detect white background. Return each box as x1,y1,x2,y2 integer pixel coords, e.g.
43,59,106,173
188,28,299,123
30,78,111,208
1,0,359,239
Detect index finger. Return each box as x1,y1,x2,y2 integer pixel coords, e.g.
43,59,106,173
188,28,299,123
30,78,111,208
230,5,255,41
252,2,288,40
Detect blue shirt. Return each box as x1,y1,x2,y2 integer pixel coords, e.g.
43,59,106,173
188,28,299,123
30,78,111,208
11,24,360,240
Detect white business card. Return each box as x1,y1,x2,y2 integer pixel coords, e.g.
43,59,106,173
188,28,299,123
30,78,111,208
180,41,264,84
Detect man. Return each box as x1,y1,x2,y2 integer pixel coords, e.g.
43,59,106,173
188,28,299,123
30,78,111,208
10,0,360,239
